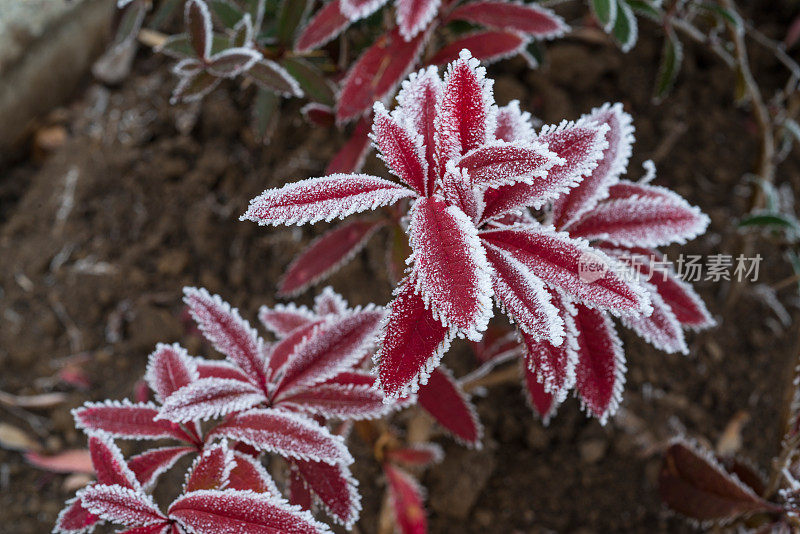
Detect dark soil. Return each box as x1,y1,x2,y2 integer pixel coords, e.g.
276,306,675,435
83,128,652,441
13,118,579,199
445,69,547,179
1,7,799,533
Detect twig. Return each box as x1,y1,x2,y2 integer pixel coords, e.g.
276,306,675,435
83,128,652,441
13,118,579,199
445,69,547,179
745,22,800,82
461,364,522,393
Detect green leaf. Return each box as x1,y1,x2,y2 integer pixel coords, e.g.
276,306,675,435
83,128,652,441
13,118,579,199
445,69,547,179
591,0,617,31
276,0,310,45
280,57,335,106
158,34,230,59
210,0,245,28
654,28,682,101
612,0,638,52
149,0,183,30
739,212,800,236
114,2,146,47
626,0,661,21
253,88,280,143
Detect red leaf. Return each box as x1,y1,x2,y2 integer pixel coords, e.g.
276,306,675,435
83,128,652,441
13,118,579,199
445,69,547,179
435,49,494,169
336,27,429,123
55,497,100,534
73,401,193,442
396,66,441,193
183,287,268,386
242,174,415,226
325,117,372,174
523,362,558,424
185,442,234,492
185,0,212,59
621,283,688,354
429,31,529,65
314,287,349,315
440,163,481,221
494,100,535,143
157,377,266,423
644,257,714,329
448,1,568,38
480,121,608,221
301,103,335,127
384,464,427,534
372,103,428,195
485,243,564,344
569,181,710,248
278,381,389,420
169,489,329,533
295,0,350,53
208,409,353,465
89,434,139,489
274,308,384,396
417,366,482,447
573,304,625,423
340,0,390,20
259,303,315,338
385,443,444,467
145,343,199,403
396,0,441,40
26,449,93,474
78,484,167,528
659,439,778,523
195,359,254,383
376,277,455,398
129,447,194,488
289,465,314,510
279,219,385,296
408,197,492,340
552,103,635,229
291,459,361,528
480,226,649,315
265,321,325,379
456,140,560,191
520,290,579,402
227,452,279,494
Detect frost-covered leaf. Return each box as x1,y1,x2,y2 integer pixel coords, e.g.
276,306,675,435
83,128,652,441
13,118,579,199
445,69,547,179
157,377,266,423
435,49,495,168
372,103,429,196
259,303,315,338
207,47,261,78
279,219,385,296
523,362,558,424
456,140,560,190
301,103,335,127
265,321,325,379
78,485,167,528
196,359,254,383
281,57,336,106
274,308,384,396
129,447,194,488
384,464,427,534
621,282,688,354
385,443,444,467
295,0,350,53
314,287,349,316
573,304,625,424
480,225,649,316
654,28,682,101
417,366,482,447
376,277,455,398
611,0,638,52
396,0,441,41
208,409,353,465
408,197,493,340
485,244,564,344
441,163,481,222
170,72,221,104
73,401,193,442
145,343,199,403
184,442,235,492
169,489,331,533
242,175,415,226
336,27,429,123
430,31,529,65
481,121,608,220
326,117,373,174
186,0,213,59
448,2,568,38
54,496,100,534
591,0,618,32
494,100,535,143
279,377,390,420
339,0,389,20
395,66,441,193
88,434,140,490
228,451,279,494
290,459,361,528
551,103,635,229
249,59,303,97
569,181,710,247
183,287,268,385
659,439,777,523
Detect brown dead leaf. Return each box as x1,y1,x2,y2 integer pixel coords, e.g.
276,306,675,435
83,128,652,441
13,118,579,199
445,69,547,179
0,423,41,452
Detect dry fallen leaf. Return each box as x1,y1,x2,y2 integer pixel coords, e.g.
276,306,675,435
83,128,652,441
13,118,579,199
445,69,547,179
26,449,94,474
0,423,41,452
0,390,68,409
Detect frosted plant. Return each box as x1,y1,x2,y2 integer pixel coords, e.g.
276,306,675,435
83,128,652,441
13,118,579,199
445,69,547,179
243,50,657,402
465,104,712,425
57,287,399,532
